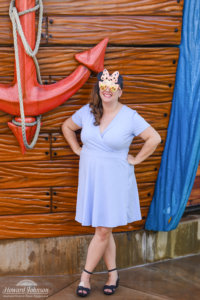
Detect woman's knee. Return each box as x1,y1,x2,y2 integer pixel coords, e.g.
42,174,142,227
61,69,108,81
95,226,112,241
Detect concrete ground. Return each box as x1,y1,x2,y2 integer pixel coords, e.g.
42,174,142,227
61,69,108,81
0,254,199,300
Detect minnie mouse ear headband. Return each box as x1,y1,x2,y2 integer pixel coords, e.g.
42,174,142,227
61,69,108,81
97,69,123,92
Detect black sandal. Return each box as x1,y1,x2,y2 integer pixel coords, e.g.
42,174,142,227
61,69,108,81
103,267,120,295
76,268,93,297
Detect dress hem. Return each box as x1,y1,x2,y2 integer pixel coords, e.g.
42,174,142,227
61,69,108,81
75,217,142,228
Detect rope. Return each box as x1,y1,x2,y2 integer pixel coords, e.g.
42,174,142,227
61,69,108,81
12,119,38,127
9,0,43,149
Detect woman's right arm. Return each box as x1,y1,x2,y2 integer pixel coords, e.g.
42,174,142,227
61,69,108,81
61,117,82,156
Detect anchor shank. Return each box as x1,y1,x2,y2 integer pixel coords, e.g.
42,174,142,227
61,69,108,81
14,0,38,93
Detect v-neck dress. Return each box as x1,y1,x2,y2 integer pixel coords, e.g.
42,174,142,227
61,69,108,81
71,103,150,227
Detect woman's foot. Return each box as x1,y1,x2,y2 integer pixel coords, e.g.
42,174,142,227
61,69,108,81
76,269,92,297
103,268,119,295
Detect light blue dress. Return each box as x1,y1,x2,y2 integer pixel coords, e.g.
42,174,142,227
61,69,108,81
72,103,150,227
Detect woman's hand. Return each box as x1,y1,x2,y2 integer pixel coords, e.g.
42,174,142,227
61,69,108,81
127,154,139,166
74,147,82,156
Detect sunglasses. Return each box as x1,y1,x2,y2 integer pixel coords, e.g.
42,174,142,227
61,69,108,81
99,81,120,93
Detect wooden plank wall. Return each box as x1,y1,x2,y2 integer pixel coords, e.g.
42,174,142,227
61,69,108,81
0,0,198,239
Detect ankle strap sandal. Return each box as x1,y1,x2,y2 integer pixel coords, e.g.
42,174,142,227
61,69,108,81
83,268,93,274
103,267,120,295
76,268,93,297
108,267,117,272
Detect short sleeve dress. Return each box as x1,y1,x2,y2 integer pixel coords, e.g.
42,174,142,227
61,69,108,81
71,103,150,227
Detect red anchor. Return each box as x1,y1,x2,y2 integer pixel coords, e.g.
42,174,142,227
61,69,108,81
0,0,108,154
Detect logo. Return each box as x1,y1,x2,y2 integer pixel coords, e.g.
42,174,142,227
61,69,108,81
2,279,49,298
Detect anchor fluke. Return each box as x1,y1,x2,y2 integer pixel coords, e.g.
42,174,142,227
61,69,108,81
75,38,109,73
8,117,40,155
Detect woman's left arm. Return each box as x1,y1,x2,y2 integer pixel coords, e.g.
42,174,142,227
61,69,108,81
128,126,161,166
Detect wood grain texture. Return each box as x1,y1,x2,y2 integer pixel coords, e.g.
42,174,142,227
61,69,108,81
0,157,160,189
0,104,172,134
0,17,44,45
0,74,177,103
39,47,179,76
41,102,171,133
0,64,176,133
0,160,79,189
0,133,50,161
0,188,51,215
0,47,179,77
0,102,173,135
52,187,77,212
138,183,156,206
47,16,182,45
52,184,155,212
0,0,184,16
48,73,176,103
0,17,12,45
51,130,167,160
44,0,183,16
0,15,182,46
0,207,149,239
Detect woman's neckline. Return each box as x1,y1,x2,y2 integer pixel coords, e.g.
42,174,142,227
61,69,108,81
99,104,125,135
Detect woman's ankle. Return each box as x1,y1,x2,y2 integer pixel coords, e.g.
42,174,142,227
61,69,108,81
81,270,91,279
108,269,118,278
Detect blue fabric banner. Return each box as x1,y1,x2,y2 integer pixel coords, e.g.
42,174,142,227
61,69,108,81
145,0,200,231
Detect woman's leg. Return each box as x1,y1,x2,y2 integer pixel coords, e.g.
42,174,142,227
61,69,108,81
78,226,112,295
102,233,118,293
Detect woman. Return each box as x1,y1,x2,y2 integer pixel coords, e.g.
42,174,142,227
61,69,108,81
62,69,161,297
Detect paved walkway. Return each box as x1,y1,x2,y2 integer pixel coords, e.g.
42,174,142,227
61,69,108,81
0,254,199,299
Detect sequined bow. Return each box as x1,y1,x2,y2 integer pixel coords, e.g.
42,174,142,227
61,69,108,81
99,69,120,92
100,69,120,83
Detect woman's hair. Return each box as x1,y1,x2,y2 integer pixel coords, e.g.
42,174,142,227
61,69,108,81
89,71,123,126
